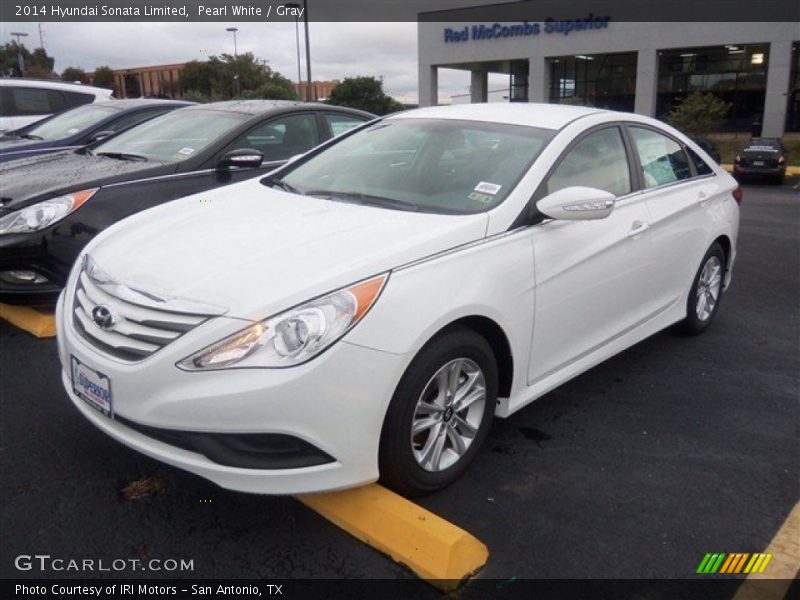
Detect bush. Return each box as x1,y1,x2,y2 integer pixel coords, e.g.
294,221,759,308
667,91,731,136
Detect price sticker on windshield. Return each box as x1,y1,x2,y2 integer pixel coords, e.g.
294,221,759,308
474,181,502,195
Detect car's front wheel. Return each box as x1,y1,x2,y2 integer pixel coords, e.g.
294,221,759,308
379,327,497,496
680,243,726,335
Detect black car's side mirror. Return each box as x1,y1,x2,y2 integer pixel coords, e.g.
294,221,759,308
217,148,264,170
88,130,115,144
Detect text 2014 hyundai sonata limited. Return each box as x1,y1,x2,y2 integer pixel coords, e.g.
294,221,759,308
56,104,741,496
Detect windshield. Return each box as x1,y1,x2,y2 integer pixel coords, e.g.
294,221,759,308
23,104,118,141
93,109,249,163
275,118,555,214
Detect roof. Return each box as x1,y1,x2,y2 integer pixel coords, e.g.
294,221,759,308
183,100,373,118
0,78,113,96
189,100,310,115
391,103,603,130
93,98,193,109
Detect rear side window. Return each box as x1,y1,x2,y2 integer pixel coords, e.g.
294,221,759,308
547,127,632,197
62,91,96,110
630,126,691,188
686,147,713,176
324,112,369,137
1,87,65,116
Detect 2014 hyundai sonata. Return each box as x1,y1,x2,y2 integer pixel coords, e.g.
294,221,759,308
56,104,741,496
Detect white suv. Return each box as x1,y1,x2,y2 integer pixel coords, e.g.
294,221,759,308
0,79,114,132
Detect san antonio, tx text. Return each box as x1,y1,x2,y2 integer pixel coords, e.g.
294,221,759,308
16,584,281,596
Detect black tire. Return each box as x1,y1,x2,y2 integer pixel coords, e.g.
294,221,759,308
378,327,497,497
773,173,785,186
680,243,726,335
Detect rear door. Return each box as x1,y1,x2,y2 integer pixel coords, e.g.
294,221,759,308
528,124,656,384
626,125,721,312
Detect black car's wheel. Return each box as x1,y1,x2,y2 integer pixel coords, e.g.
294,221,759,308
379,327,497,497
680,243,726,335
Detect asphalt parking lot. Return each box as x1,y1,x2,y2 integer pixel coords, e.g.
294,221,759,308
1,182,797,591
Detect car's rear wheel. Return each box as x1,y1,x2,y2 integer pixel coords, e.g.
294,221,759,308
680,243,725,335
379,327,497,496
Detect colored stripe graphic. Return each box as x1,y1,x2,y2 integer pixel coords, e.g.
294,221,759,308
699,553,774,574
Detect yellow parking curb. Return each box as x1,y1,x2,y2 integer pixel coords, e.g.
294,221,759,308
0,303,56,338
298,483,488,590
722,164,800,175
732,501,800,599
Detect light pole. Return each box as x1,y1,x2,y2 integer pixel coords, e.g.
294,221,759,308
302,0,313,101
10,32,28,77
285,3,303,99
226,27,240,97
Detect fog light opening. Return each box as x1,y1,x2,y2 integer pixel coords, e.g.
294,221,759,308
0,270,50,285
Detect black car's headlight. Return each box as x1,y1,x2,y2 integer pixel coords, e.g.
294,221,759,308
177,273,388,370
0,189,98,235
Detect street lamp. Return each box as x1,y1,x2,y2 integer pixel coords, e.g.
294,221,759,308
284,3,303,99
302,0,313,101
226,26,240,96
10,32,29,77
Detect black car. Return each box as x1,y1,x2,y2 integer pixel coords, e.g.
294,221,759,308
733,137,788,184
0,99,191,163
0,100,375,305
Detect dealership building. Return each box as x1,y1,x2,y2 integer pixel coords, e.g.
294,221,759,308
418,14,800,136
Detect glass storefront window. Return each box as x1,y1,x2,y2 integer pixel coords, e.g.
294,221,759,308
548,52,637,112
656,44,770,132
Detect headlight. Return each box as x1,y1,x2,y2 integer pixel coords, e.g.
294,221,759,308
177,273,389,370
0,189,98,235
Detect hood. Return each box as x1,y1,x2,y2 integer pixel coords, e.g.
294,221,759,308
87,178,488,320
0,151,173,209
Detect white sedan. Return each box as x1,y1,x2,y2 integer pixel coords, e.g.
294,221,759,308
55,104,740,496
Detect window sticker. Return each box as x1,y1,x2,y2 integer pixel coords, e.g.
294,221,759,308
177,147,195,156
474,181,502,195
468,191,494,204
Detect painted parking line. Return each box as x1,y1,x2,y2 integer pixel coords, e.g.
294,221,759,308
0,303,56,338
731,501,800,600
299,483,488,591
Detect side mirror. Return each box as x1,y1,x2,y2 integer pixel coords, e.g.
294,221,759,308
536,186,616,221
88,130,115,144
217,148,264,170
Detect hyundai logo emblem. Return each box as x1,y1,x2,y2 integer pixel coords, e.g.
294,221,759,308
91,305,117,330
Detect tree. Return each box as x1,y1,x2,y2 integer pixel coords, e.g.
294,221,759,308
666,91,731,136
327,76,404,115
92,65,115,90
0,42,55,77
61,66,88,83
179,53,293,101
239,72,298,100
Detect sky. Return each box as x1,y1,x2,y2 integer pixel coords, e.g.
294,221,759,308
2,21,484,103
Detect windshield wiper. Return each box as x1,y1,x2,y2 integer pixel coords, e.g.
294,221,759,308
268,178,304,195
16,133,43,140
305,190,420,212
96,151,148,162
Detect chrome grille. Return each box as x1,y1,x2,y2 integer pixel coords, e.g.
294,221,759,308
72,257,223,361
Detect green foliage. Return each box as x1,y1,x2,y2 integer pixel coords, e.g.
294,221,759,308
327,76,404,115
667,91,731,136
92,65,115,90
61,66,88,83
0,43,55,77
179,53,295,101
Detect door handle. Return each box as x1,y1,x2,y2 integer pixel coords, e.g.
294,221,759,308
697,190,710,204
628,220,650,238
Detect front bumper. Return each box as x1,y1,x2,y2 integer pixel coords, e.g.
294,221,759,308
56,293,409,495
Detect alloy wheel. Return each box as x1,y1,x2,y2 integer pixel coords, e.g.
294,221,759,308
695,255,722,321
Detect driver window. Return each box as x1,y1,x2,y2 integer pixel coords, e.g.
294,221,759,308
547,127,631,197
230,113,319,162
